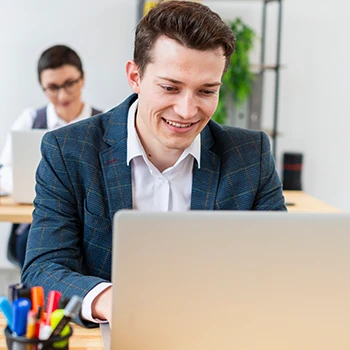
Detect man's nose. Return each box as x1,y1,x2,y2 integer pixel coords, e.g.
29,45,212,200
173,93,198,120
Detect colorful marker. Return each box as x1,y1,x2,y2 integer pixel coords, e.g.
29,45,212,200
31,286,44,313
45,290,62,325
12,298,31,336
25,310,36,339
0,296,13,331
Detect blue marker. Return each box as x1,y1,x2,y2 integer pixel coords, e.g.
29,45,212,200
0,296,13,331
12,298,31,336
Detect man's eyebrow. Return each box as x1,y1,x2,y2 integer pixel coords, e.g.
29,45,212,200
157,76,222,87
202,82,223,87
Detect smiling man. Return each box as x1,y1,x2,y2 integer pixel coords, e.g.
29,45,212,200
21,1,286,327
129,36,224,173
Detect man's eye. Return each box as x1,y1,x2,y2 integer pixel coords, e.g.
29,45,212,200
161,85,177,92
201,90,216,95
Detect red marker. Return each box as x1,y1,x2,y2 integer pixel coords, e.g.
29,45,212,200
45,290,62,325
34,305,43,338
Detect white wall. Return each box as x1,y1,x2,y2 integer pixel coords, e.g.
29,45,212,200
279,0,350,211
1,0,350,267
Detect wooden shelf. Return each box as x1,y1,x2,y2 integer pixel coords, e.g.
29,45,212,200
262,129,284,138
250,63,285,71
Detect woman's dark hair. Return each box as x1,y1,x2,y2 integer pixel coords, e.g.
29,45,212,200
37,45,83,83
134,0,236,77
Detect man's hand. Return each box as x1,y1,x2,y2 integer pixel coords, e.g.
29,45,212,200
91,286,113,325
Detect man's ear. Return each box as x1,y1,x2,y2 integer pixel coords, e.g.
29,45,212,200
126,60,141,94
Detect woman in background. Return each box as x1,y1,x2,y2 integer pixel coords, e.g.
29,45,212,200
0,44,102,267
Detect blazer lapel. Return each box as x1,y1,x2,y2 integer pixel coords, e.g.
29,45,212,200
100,141,132,222
191,124,221,210
99,94,137,222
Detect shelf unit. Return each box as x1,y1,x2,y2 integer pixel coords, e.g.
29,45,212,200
137,0,283,157
262,0,283,157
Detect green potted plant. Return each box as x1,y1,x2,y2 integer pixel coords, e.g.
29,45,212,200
213,18,256,124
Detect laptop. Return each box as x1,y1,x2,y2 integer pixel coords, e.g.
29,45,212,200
11,129,47,203
108,210,350,350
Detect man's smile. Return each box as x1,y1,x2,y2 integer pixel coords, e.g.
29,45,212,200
163,118,197,128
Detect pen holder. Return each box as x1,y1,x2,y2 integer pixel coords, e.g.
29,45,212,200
5,326,73,350
282,152,303,191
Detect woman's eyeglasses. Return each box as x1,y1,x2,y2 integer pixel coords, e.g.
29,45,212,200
42,76,82,98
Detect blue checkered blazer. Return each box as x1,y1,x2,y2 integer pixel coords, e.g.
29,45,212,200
21,94,285,326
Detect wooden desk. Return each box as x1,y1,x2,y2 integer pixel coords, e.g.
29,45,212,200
0,315,104,350
0,191,342,224
283,190,342,213
0,193,342,349
0,196,33,223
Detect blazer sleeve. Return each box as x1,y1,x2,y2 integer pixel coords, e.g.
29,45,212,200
253,132,286,211
21,131,106,328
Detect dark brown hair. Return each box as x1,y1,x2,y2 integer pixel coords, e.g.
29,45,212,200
134,0,236,77
37,45,83,83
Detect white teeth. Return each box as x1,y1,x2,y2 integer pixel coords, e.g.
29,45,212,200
165,119,192,128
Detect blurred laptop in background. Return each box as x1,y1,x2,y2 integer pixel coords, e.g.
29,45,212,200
11,129,47,203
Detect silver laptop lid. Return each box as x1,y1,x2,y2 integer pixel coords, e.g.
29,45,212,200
11,129,47,203
111,211,350,350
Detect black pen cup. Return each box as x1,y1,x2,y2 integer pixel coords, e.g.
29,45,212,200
282,152,303,191
5,326,73,350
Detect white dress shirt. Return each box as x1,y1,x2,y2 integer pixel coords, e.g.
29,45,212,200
0,102,93,193
82,99,201,322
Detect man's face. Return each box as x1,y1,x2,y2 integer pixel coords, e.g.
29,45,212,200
126,36,226,156
40,64,84,120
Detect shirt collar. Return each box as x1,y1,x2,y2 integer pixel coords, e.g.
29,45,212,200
46,102,92,129
126,99,201,168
